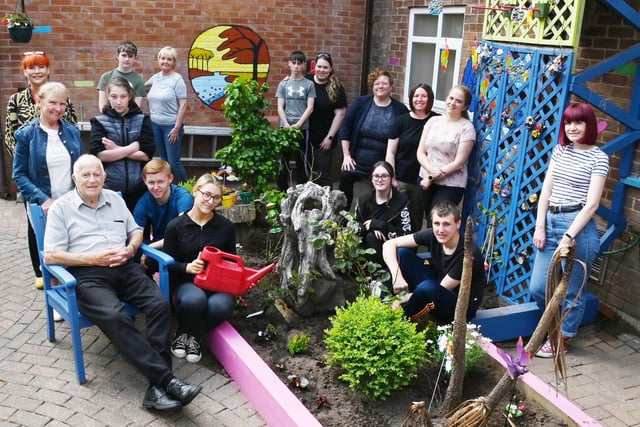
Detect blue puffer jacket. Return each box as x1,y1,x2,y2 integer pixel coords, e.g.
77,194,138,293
89,105,155,196
12,118,83,205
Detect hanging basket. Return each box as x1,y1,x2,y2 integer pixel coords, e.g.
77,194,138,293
8,26,33,43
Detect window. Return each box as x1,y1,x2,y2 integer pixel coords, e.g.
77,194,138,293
405,7,465,112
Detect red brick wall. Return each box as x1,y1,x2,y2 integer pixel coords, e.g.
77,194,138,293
577,0,640,324
0,0,366,126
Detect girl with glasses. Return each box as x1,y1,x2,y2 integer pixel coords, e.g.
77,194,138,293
163,174,236,364
355,161,412,278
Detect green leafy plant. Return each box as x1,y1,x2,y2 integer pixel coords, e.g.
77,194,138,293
287,332,310,355
312,211,389,294
324,295,429,400
3,12,33,28
218,77,301,196
178,176,197,194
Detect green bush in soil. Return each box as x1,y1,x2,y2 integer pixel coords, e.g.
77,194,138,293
218,77,301,196
287,332,310,355
324,295,429,400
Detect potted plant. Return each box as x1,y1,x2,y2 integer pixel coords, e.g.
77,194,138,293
3,11,34,43
238,182,253,204
221,185,236,208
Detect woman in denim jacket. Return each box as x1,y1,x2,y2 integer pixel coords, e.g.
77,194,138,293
12,82,83,292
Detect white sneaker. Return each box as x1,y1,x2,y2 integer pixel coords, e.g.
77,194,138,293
53,309,63,322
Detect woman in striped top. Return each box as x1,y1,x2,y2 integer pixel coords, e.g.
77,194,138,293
530,102,609,358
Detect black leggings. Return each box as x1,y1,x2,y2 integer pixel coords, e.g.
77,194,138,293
25,202,41,278
422,184,465,226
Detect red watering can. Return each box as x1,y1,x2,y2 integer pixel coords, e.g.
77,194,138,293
194,246,276,296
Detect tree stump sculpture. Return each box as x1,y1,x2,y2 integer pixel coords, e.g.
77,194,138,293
278,182,348,316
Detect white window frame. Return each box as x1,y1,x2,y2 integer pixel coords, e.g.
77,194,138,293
405,6,465,113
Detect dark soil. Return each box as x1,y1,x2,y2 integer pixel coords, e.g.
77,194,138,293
228,225,564,427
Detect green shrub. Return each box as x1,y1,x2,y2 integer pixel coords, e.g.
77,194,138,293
324,295,429,400
288,332,310,355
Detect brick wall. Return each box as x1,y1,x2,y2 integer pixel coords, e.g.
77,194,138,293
0,0,366,125
577,0,640,324
368,1,480,103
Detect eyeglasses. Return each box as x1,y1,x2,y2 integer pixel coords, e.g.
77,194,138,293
372,174,391,181
198,190,222,202
317,52,332,60
24,51,45,56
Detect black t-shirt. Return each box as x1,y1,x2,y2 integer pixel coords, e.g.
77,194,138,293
307,75,347,147
413,228,485,309
388,111,440,183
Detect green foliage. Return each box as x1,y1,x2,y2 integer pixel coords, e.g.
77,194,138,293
288,332,310,355
312,211,389,294
219,77,301,195
324,295,429,400
178,176,197,194
256,188,286,234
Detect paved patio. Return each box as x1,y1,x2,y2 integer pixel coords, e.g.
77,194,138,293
0,197,265,426
0,194,639,426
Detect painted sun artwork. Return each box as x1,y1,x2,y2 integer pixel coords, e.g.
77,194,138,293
188,25,271,111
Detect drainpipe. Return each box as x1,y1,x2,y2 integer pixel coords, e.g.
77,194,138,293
361,0,374,95
0,139,8,198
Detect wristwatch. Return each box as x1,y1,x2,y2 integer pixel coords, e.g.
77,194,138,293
328,135,333,140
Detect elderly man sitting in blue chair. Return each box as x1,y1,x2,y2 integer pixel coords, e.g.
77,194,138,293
43,154,201,411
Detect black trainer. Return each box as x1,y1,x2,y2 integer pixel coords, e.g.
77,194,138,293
171,333,187,358
185,335,202,363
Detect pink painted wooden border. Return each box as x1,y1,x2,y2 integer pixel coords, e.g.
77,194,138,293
481,340,602,426
204,321,322,427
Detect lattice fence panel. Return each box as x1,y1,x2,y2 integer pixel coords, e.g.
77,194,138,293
464,41,573,304
480,0,585,48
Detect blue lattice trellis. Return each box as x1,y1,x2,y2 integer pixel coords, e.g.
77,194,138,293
463,41,573,305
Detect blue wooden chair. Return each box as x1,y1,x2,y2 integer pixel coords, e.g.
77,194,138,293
28,203,174,384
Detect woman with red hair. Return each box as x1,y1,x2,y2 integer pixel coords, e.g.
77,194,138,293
5,52,77,157
530,102,609,358
4,51,77,291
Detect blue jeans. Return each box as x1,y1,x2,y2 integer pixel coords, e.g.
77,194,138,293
529,211,599,338
172,282,236,338
152,122,188,183
397,248,466,323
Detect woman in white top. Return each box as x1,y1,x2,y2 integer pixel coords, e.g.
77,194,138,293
530,102,609,358
146,46,188,183
416,85,475,225
12,82,83,294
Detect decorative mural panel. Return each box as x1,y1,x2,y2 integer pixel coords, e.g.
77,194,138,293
188,25,271,111
478,0,585,48
464,41,573,304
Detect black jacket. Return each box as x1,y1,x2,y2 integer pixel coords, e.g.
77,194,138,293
89,105,155,196
355,186,413,239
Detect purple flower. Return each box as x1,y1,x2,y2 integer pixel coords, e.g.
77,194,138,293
496,336,531,380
